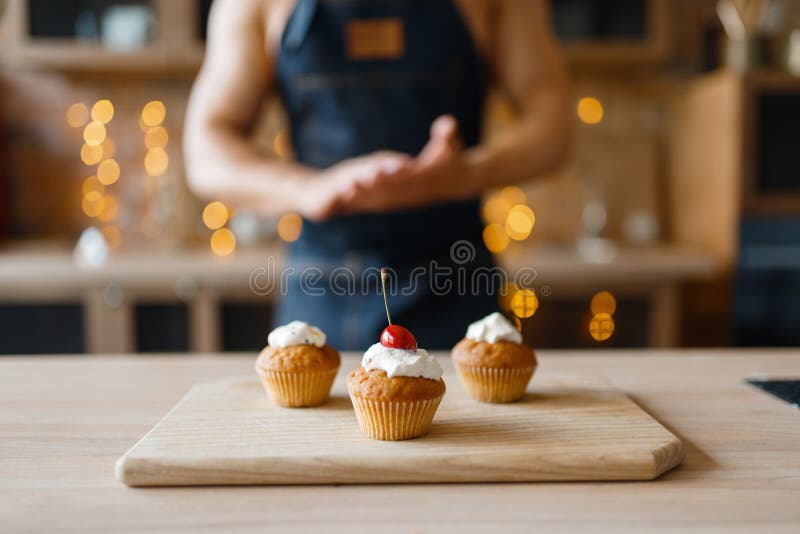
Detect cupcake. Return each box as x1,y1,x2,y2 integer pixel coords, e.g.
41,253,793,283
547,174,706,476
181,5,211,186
347,269,446,440
451,312,537,403
255,321,340,407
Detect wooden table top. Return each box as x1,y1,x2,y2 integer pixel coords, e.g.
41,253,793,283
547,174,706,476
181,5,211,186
2,350,799,533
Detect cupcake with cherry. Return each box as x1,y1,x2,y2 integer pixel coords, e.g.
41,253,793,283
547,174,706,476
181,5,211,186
255,321,340,407
347,269,445,441
451,312,537,403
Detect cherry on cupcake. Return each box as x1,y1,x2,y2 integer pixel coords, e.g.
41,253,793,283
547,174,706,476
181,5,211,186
379,268,418,351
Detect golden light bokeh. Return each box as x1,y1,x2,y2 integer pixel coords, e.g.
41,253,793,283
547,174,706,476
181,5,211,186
67,103,89,128
505,204,536,241
210,228,237,256
81,191,105,218
277,212,303,242
500,185,527,206
102,225,122,250
82,175,104,196
202,201,229,230
589,312,615,341
98,194,119,223
141,101,166,127
481,195,511,225
144,126,169,149
511,288,539,318
577,97,604,125
482,223,509,253
83,121,107,147
97,159,120,186
91,99,114,124
80,143,104,166
273,130,291,159
101,137,115,159
591,291,617,316
144,148,169,177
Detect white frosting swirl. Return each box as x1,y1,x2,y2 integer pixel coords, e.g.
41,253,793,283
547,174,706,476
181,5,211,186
465,312,522,344
362,343,443,381
268,321,326,348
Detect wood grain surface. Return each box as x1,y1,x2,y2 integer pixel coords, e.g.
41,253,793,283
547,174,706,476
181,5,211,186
2,351,800,533
116,371,684,486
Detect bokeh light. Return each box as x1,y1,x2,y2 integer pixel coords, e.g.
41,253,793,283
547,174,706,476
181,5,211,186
482,223,509,253
589,312,615,341
98,195,119,222
80,144,104,166
144,126,169,149
102,225,122,250
91,99,114,124
81,191,105,218
202,201,229,230
591,291,617,316
277,212,303,242
481,194,511,225
82,176,104,196
66,103,89,128
505,204,535,241
141,101,166,127
500,185,527,206
511,289,539,318
210,228,236,256
83,121,106,147
145,148,169,177
577,97,604,125
97,159,120,185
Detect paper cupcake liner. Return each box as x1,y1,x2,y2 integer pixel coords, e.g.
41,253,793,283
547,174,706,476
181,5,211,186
454,364,535,403
349,394,444,441
257,367,338,407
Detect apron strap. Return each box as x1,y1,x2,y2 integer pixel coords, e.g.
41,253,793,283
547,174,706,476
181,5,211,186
283,0,318,51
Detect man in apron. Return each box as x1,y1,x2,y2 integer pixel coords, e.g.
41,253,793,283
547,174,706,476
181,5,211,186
185,0,570,349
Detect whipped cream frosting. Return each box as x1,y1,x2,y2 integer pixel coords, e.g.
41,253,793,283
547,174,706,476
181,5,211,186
362,343,443,381
268,321,326,348
465,312,522,344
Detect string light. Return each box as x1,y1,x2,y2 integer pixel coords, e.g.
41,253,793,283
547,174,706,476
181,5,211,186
97,159,120,185
202,201,229,230
98,194,119,222
66,103,89,128
505,204,535,241
277,212,303,242
511,289,539,318
82,191,105,218
144,148,169,177
210,228,236,256
500,185,527,206
141,101,166,127
589,312,615,341
91,99,114,124
144,126,169,149
101,138,115,159
577,97,604,125
482,223,509,253
481,194,511,225
81,144,104,166
82,176,104,196
83,121,106,147
591,291,617,316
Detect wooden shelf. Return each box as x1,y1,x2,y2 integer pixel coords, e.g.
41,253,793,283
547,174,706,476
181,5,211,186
0,0,204,74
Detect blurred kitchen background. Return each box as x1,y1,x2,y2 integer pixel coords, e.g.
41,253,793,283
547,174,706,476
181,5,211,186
0,0,799,354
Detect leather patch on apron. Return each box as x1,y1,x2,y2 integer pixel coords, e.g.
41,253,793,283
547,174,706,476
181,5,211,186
345,18,405,60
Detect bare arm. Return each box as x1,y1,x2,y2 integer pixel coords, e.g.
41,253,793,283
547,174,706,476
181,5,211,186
184,0,320,217
467,0,571,189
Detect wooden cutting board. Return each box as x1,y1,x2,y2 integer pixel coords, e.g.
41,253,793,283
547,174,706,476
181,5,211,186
116,369,685,486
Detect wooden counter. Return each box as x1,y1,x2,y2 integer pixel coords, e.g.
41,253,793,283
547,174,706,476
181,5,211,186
0,245,717,351
1,350,798,532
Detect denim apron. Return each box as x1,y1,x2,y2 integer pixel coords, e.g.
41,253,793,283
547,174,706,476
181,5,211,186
275,0,497,349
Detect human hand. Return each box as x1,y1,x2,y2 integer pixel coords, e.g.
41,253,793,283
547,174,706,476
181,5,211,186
298,151,412,221
336,115,479,214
